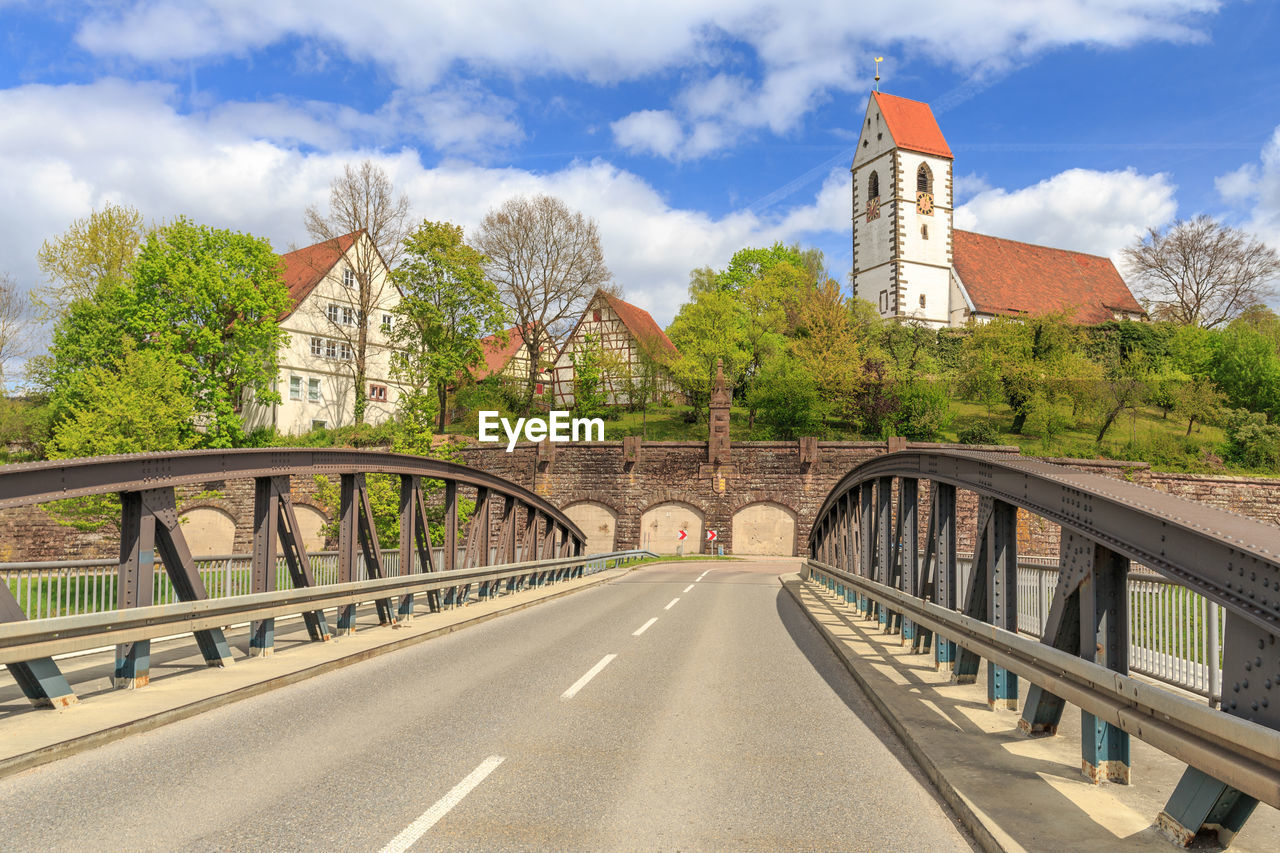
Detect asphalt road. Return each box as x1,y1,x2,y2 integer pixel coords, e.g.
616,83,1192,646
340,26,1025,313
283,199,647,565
0,559,975,851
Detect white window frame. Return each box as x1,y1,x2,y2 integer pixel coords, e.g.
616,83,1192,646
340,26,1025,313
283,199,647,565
342,266,355,288
289,375,302,401
307,377,322,402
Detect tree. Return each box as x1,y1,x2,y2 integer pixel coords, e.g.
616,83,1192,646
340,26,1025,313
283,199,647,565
789,277,866,426
571,334,609,419
1123,216,1280,328
35,203,148,322
667,289,748,416
474,195,612,410
44,343,197,531
391,221,508,431
305,161,412,425
747,353,821,439
130,219,291,445
1210,323,1280,421
0,274,35,391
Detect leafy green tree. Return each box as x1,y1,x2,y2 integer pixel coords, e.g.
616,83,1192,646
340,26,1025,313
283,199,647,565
789,277,866,426
714,243,807,294
1210,323,1280,420
43,344,198,531
34,202,149,322
667,289,748,416
391,220,509,431
747,354,821,439
1221,409,1280,470
571,333,609,419
128,218,291,446
958,315,1083,434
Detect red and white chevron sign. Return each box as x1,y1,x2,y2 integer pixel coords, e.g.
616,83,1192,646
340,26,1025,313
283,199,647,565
706,529,718,542
676,530,688,541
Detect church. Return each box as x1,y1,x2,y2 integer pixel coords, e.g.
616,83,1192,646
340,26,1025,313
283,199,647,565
851,92,1146,327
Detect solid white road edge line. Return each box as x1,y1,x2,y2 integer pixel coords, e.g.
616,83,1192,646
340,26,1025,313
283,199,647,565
561,654,618,699
665,597,680,610
379,755,505,853
683,584,695,593
633,617,658,636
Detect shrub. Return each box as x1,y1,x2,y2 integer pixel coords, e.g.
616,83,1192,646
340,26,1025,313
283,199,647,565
956,420,998,445
1221,409,1280,470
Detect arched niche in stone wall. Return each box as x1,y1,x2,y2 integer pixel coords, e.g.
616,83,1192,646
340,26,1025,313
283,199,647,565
178,506,236,557
563,501,618,556
639,501,704,555
731,501,797,556
291,504,329,553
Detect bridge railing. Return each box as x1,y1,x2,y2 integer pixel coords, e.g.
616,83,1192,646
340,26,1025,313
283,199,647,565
0,448,592,711
805,449,1280,847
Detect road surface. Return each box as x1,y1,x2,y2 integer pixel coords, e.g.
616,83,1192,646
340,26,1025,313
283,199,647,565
0,559,974,851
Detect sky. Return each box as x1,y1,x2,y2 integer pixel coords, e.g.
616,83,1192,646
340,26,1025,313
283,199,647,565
2,0,1280,338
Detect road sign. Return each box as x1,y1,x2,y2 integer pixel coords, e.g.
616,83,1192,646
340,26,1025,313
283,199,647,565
677,530,688,541
706,529,718,542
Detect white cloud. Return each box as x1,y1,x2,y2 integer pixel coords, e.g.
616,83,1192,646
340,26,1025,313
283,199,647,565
955,167,1178,261
1216,126,1280,249
78,1,1219,160
0,78,850,341
611,110,685,159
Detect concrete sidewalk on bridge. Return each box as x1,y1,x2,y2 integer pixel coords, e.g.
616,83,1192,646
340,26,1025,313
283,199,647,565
0,567,628,780
782,572,1280,853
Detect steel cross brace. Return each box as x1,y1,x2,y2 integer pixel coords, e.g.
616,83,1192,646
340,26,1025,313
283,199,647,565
116,487,233,688
399,474,439,617
0,580,76,708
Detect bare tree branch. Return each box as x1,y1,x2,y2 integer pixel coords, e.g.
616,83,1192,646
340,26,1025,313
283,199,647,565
1123,216,1280,328
473,194,612,410
0,274,36,391
303,161,412,424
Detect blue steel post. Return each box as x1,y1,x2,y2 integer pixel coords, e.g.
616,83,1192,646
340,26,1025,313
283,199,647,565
952,496,992,684
876,477,892,626
987,500,1019,710
277,493,333,640
336,474,359,632
249,477,279,657
898,478,918,644
932,483,958,668
397,474,420,618
115,490,155,688
858,482,875,615
1080,544,1129,782
0,570,77,706
1019,531,1090,736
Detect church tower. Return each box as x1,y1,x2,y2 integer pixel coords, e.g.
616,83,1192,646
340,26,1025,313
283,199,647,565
850,92,955,326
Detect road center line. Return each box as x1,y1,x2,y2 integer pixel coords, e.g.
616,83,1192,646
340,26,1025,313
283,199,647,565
665,597,680,610
633,617,658,636
379,755,505,853
683,584,694,593
561,654,617,699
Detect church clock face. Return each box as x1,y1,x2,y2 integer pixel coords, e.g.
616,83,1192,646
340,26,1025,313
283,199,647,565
866,196,880,222
917,191,934,216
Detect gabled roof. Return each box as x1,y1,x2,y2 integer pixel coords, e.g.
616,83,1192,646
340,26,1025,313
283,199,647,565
873,92,952,159
277,230,361,318
472,325,534,381
952,230,1145,324
599,292,679,361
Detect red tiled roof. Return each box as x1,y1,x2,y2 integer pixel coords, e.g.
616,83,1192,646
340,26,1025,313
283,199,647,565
601,293,679,362
472,325,531,381
873,92,952,159
277,230,361,318
952,230,1145,324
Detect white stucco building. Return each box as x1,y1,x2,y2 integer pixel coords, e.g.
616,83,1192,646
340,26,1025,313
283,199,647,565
851,92,1145,327
242,229,403,434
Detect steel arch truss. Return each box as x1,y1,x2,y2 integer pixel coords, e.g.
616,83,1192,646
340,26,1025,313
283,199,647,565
806,449,1280,847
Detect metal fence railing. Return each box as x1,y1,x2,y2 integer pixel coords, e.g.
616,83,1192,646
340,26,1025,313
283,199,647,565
1,548,657,623
937,554,1224,705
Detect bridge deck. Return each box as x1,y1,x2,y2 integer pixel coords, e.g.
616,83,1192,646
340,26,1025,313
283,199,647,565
0,559,973,851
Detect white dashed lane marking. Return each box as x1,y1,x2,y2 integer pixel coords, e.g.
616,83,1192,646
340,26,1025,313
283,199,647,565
561,654,617,699
665,597,680,610
379,756,505,853
633,617,658,636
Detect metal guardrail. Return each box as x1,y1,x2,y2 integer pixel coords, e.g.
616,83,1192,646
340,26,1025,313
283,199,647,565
0,549,658,665
806,449,1280,845
803,559,1280,811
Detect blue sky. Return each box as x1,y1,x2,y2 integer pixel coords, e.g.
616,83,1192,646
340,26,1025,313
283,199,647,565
2,0,1279,332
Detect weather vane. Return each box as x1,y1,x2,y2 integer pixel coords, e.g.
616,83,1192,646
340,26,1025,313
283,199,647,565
874,57,883,91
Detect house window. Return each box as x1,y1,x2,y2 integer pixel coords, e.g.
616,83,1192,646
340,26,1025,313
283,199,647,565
368,383,388,402
308,378,321,401
919,294,927,309
878,289,890,314
327,304,356,326
592,309,601,322
921,224,929,240
311,419,327,430
535,383,544,395
342,267,355,288
381,313,393,333
289,376,302,400
310,337,323,357
318,338,352,361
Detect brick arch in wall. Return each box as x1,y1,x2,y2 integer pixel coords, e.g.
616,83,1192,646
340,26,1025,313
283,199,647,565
559,494,621,556
730,500,798,556
178,505,238,557
638,492,709,555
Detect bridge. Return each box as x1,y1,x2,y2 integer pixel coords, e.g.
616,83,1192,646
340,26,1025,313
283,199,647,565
1,448,1278,850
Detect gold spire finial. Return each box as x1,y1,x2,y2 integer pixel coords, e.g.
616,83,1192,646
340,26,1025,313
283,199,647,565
874,57,883,91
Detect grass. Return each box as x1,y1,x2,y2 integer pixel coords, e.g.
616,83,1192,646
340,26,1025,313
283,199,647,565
615,555,743,569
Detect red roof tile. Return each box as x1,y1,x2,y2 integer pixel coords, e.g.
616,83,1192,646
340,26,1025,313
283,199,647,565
472,325,532,381
277,230,360,318
952,230,1145,324
601,293,679,362
873,92,952,159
